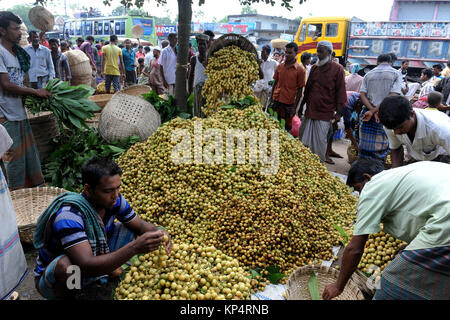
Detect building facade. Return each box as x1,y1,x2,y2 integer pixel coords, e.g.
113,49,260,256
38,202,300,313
390,0,450,21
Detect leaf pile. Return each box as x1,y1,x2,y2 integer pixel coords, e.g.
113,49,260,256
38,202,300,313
141,90,191,124
24,79,101,132
44,127,140,191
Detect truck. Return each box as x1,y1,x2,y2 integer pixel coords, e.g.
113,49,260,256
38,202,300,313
294,16,450,78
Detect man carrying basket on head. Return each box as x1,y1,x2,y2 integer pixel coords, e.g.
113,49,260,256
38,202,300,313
0,12,51,191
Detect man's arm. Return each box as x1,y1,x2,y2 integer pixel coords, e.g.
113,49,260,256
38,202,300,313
65,230,164,277
188,55,196,95
101,52,106,78
47,50,55,79
323,235,368,300
119,55,126,80
125,215,172,254
390,147,404,168
63,57,72,81
0,73,50,98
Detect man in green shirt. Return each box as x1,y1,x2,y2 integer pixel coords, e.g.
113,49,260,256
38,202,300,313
323,159,450,300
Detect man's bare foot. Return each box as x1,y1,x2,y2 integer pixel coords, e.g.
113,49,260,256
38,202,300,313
330,151,343,158
324,158,335,164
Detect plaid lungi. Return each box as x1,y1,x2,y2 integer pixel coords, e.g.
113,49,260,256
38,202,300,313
193,81,205,118
0,119,44,190
373,247,450,300
358,108,389,161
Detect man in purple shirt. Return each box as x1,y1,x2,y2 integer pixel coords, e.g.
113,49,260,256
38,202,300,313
80,35,96,71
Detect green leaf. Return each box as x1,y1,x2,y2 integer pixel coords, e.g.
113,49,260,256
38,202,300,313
249,268,261,279
280,118,286,130
333,224,349,246
266,272,285,285
308,271,320,300
230,165,236,172
268,108,274,116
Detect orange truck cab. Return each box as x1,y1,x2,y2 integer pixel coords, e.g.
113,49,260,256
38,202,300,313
294,17,350,64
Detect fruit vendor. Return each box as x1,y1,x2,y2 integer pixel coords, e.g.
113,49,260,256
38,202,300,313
323,159,450,300
378,95,450,167
33,157,172,299
0,11,51,191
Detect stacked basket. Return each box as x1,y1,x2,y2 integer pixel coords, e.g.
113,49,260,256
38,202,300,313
27,110,61,164
64,50,93,87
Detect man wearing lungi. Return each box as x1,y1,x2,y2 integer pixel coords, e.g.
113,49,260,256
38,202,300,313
323,159,449,300
33,157,173,299
0,11,50,190
298,40,347,162
358,53,403,161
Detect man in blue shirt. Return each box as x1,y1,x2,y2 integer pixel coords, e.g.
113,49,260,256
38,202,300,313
122,39,136,87
24,31,55,89
33,157,172,299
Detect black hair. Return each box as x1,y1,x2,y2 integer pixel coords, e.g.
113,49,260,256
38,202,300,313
28,30,38,37
48,38,59,45
388,52,397,63
421,68,433,79
427,91,442,107
401,60,408,65
346,158,385,186
86,35,94,41
332,51,336,57
311,55,318,64
138,45,143,49
118,44,124,49
377,53,391,64
378,95,412,129
0,11,22,33
204,30,215,39
81,157,122,189
168,33,177,40
301,51,312,63
138,57,144,63
95,44,101,50
285,42,298,53
432,64,443,71
110,34,118,42
60,41,68,47
262,45,271,53
76,37,84,43
104,41,110,45
144,46,150,51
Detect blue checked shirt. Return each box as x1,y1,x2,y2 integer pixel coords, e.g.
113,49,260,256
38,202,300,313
24,45,55,82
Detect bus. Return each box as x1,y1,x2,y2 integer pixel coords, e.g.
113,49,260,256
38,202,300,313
63,15,157,44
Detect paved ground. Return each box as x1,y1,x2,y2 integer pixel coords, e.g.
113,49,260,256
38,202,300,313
14,138,353,300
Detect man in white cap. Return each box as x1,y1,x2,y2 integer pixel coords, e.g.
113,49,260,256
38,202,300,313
298,40,347,163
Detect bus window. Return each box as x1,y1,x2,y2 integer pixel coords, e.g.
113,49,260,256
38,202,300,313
298,23,307,42
104,21,109,35
86,21,92,35
307,24,323,41
110,21,114,35
76,21,81,35
94,21,98,35
326,23,339,37
115,21,121,35
120,21,126,35
98,21,103,35
70,22,74,36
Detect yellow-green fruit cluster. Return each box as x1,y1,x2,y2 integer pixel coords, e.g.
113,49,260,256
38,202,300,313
117,106,358,287
114,242,253,300
202,45,259,116
358,230,406,274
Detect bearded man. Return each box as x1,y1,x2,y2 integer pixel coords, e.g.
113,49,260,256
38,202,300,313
298,41,347,162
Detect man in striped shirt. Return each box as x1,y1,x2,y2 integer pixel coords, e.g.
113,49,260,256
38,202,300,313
323,159,449,300
33,157,172,299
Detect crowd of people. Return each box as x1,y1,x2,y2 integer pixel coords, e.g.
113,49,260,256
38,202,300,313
0,10,448,301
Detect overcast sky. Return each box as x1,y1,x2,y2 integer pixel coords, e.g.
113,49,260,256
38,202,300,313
0,0,394,22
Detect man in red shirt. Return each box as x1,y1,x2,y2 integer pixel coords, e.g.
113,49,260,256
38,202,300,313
39,31,50,49
269,42,306,133
298,41,347,162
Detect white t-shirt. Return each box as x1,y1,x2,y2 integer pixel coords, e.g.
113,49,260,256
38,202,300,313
158,46,177,85
144,51,153,67
261,58,278,82
384,108,450,161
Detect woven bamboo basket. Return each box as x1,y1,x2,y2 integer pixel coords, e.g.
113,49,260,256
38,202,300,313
11,187,68,244
19,22,28,48
285,265,364,300
98,93,161,143
207,33,258,62
351,269,376,297
271,38,289,49
88,94,114,108
28,6,54,32
86,112,101,127
118,84,151,98
27,110,61,163
64,50,92,86
347,145,358,164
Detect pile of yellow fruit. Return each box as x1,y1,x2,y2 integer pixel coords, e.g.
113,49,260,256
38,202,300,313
358,229,407,274
95,81,115,94
117,105,358,290
202,45,259,116
115,241,254,300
